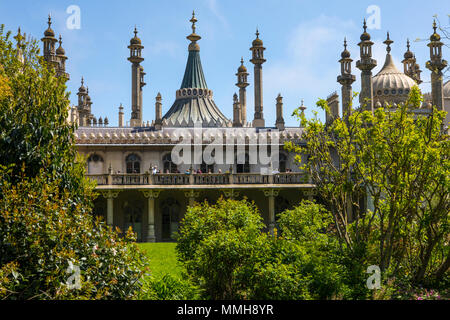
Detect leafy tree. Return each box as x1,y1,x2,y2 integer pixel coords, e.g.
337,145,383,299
0,26,149,299
287,87,449,289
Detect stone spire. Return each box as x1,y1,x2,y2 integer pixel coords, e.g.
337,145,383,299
128,26,145,127
275,94,285,130
236,57,249,126
77,77,92,126
402,39,422,84
155,93,163,130
426,20,447,114
41,15,57,63
338,38,356,120
356,19,377,112
250,28,266,127
14,27,24,63
118,103,124,127
162,12,229,127
298,100,306,127
233,93,242,127
55,35,69,81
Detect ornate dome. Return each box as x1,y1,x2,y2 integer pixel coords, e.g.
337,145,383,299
252,30,263,47
56,36,65,55
238,58,247,73
130,27,142,45
44,16,55,38
444,80,450,98
373,53,417,104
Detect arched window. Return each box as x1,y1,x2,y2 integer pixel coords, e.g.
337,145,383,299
279,153,288,173
162,154,177,173
126,154,141,174
236,153,250,173
87,154,104,174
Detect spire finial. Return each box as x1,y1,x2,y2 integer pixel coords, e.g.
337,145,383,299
383,31,393,53
81,77,84,86
241,57,244,65
134,25,138,37
363,18,367,32
256,28,260,38
344,37,347,49
407,38,410,50
190,10,197,34
48,14,52,28
59,35,62,45
433,19,437,33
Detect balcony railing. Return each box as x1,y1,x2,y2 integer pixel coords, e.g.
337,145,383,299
87,172,309,186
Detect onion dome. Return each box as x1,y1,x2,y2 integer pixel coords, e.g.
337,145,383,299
360,19,371,41
44,15,55,37
444,80,450,98
252,29,263,47
56,35,65,55
238,57,247,73
373,34,416,103
341,38,351,58
404,39,413,59
430,20,441,42
130,27,142,45
78,77,87,93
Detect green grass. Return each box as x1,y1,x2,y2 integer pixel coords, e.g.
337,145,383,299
138,243,183,278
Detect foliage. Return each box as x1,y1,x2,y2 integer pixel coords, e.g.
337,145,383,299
287,86,450,293
177,198,350,300
0,25,149,300
139,274,201,300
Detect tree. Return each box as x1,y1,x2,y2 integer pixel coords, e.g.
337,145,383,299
287,87,449,288
0,26,148,299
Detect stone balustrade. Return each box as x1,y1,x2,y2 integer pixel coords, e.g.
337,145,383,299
87,172,309,186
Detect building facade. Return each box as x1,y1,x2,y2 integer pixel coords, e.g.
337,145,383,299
32,14,449,242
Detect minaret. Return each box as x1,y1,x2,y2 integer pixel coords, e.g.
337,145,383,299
236,57,249,126
275,94,285,130
250,29,266,127
155,93,162,130
402,39,422,84
128,27,145,127
14,27,25,63
41,15,57,65
426,21,447,113
55,35,69,81
77,77,88,126
337,38,356,120
356,20,377,112
298,100,306,127
118,104,124,127
233,93,242,127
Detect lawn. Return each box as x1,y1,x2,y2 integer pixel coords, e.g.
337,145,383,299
138,242,183,278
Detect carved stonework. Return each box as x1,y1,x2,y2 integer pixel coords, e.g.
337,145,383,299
101,190,121,199
141,190,161,199
221,189,240,199
262,189,280,197
184,190,200,199
303,189,317,197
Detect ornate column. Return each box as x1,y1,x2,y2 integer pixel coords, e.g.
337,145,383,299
141,190,161,242
101,190,121,226
262,189,280,233
184,190,200,207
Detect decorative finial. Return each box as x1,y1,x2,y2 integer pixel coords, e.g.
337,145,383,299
81,77,84,86
344,37,347,49
407,38,410,51
363,18,367,32
433,19,437,33
134,26,138,37
190,11,197,34
256,28,260,38
240,57,244,65
383,31,393,53
48,14,52,28
59,35,62,45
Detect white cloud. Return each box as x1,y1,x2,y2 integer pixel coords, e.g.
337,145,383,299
205,0,230,32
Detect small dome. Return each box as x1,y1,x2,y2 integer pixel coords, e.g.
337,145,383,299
44,16,55,37
78,78,87,93
341,49,350,59
430,21,441,42
252,30,263,47
373,54,416,93
404,50,413,60
238,58,247,73
360,32,371,41
56,36,65,55
130,27,142,45
443,80,450,98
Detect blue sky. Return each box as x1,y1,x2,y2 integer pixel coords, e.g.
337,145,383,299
1,0,449,126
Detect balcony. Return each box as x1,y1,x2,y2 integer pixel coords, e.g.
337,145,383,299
87,172,311,188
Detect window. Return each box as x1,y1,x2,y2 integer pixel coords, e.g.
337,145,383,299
87,154,104,174
161,198,180,240
236,153,250,173
163,154,178,173
126,154,141,174
279,153,288,173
